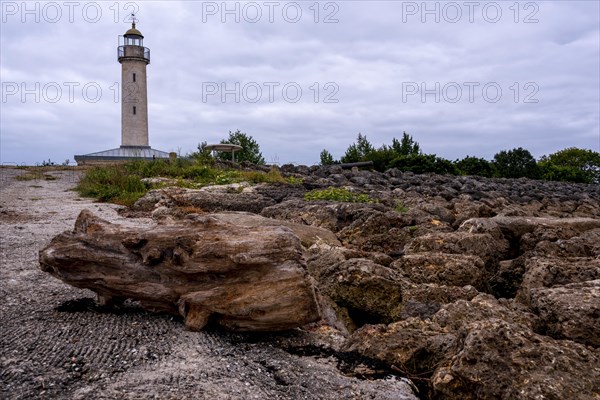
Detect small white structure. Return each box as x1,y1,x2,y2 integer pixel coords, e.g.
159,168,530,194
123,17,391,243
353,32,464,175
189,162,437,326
75,19,169,165
204,143,243,162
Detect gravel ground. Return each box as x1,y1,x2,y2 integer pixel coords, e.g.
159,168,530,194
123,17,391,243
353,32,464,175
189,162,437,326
0,168,417,400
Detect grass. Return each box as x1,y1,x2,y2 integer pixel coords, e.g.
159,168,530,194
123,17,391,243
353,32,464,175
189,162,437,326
304,187,376,203
15,170,57,181
75,160,289,207
286,176,304,185
395,202,409,213
77,165,147,206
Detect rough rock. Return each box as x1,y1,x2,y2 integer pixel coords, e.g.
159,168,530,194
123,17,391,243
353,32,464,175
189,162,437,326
310,256,404,325
39,210,320,332
152,209,342,248
404,232,509,263
211,211,341,248
417,202,456,224
431,319,600,400
140,176,178,187
399,283,479,320
390,253,486,290
529,280,600,347
471,215,600,238
343,319,458,393
261,199,389,232
253,182,307,202
134,187,276,214
517,257,600,304
335,208,449,254
461,216,600,258
451,199,497,228
261,198,441,254
345,294,597,399
528,228,600,258
431,293,538,331
307,246,480,326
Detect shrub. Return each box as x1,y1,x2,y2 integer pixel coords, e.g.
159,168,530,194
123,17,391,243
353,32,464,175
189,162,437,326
241,168,286,184
395,202,409,213
76,165,147,206
286,176,304,185
76,159,294,207
183,165,215,180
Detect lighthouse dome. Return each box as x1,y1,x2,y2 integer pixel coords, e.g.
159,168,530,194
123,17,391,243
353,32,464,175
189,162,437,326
124,22,143,38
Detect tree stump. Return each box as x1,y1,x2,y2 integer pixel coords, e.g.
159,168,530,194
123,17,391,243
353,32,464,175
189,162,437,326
39,210,321,331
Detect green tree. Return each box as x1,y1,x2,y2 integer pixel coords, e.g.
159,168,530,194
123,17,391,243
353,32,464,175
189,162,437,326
364,132,422,172
341,133,375,163
319,149,335,166
493,147,540,179
539,147,600,184
356,133,375,157
218,130,265,164
189,141,214,163
392,132,421,156
338,132,423,172
456,156,495,177
390,154,458,175
365,148,397,172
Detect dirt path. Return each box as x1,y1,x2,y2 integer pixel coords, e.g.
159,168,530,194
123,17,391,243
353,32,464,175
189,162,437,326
0,168,417,400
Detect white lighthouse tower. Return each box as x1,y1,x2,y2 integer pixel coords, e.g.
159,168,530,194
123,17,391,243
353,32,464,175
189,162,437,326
75,17,169,165
118,19,150,147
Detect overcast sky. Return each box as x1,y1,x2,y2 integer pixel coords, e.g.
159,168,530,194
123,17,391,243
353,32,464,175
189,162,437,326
1,0,599,166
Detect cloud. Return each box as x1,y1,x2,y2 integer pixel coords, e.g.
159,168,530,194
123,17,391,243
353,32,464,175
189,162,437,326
1,0,598,165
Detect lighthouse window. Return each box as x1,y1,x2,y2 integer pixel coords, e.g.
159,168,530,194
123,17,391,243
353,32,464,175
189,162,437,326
133,106,136,115
133,73,136,82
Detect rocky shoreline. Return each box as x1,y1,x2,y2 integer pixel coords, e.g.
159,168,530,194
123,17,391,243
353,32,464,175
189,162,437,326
130,164,600,399
1,165,598,399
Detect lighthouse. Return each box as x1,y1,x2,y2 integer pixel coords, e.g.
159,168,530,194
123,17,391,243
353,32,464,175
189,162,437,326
118,20,150,147
75,18,169,165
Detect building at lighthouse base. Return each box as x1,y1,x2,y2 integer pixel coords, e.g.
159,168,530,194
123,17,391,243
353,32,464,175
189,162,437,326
74,146,171,166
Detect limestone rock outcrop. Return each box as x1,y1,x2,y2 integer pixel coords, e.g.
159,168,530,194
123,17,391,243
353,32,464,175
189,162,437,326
134,187,276,214
430,319,599,400
390,253,486,290
529,279,600,347
344,294,599,400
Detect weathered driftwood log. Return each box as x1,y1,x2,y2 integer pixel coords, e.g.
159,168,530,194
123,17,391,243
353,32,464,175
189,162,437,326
39,210,321,332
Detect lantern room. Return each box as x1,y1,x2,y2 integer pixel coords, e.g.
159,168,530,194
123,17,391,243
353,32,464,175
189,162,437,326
123,22,144,46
